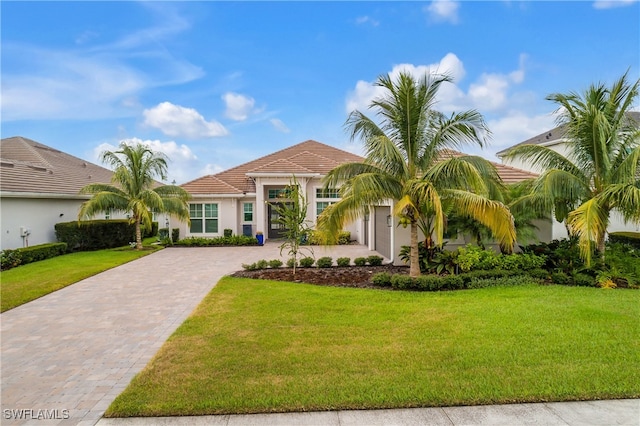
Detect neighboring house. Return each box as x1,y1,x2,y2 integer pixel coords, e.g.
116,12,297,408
0,136,120,250
181,140,537,263
496,114,640,242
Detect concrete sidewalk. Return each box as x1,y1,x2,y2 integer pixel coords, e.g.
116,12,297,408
95,399,640,425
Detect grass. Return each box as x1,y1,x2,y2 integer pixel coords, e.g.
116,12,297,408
107,278,640,417
1,241,161,312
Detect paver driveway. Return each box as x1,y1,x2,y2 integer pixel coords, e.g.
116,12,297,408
1,244,381,425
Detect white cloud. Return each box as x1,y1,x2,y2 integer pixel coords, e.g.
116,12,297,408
91,137,200,184
223,92,256,121
345,53,466,113
1,4,203,122
355,16,380,27
200,163,225,176
143,102,228,139
270,118,291,133
487,113,556,150
425,1,460,24
593,0,638,9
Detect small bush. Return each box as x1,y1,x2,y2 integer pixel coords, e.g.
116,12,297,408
458,269,512,286
256,259,268,269
299,257,315,268
286,258,297,268
337,231,351,245
0,249,22,271
1,243,68,271
354,257,367,266
224,229,233,238
316,257,333,268
174,235,258,247
528,268,549,280
242,262,258,271
390,274,413,290
573,273,596,287
336,257,351,267
551,272,570,285
172,228,180,242
268,259,283,268
371,272,392,287
367,255,383,266
467,275,539,289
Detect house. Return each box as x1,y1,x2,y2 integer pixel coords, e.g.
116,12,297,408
0,136,119,250
180,140,538,263
496,114,640,241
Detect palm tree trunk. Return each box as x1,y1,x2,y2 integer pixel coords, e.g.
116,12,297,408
410,222,420,278
135,221,143,250
597,231,606,261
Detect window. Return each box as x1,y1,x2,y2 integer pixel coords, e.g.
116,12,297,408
268,188,292,199
105,209,111,220
243,203,253,222
316,188,340,198
190,203,218,233
316,201,335,216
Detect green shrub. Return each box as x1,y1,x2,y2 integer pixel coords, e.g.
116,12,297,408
458,269,512,286
528,268,549,280
268,259,283,268
299,257,315,268
337,231,351,245
354,257,367,266
499,253,546,270
551,272,571,285
172,228,180,242
371,272,392,287
608,232,640,250
414,275,443,291
1,242,69,271
440,275,465,290
286,258,297,268
336,257,351,267
256,259,268,269
0,249,22,270
456,245,501,271
467,275,539,289
242,262,258,271
367,255,383,266
572,273,596,287
316,257,333,268
224,229,233,238
55,220,135,251
174,235,258,247
390,274,413,290
142,221,159,238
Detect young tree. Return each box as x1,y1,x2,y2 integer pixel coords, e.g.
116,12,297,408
318,71,516,277
274,176,313,275
504,72,640,265
78,142,191,250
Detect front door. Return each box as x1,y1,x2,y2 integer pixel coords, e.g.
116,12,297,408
268,203,290,239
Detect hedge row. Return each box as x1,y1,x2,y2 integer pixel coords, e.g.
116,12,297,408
1,243,68,271
55,220,159,251
174,235,259,247
372,268,542,291
608,232,640,250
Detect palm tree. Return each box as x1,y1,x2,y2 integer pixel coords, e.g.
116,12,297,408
318,71,516,277
78,142,191,250
504,71,640,265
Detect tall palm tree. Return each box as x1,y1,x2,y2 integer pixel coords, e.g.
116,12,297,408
318,71,516,277
78,142,191,250
504,72,640,265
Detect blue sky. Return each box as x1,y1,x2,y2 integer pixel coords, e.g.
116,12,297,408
2,1,639,184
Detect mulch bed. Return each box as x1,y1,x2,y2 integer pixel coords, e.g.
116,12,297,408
231,264,409,289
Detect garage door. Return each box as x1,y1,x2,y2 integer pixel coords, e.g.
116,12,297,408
374,206,391,259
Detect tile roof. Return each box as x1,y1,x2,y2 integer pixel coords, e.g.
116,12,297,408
182,141,536,196
1,136,115,196
439,149,538,183
182,140,364,194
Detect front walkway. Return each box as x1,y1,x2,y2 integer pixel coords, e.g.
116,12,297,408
0,243,380,425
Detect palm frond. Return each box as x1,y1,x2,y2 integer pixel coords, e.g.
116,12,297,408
566,198,608,266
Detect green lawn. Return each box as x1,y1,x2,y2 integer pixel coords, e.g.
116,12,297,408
107,278,640,417
1,244,161,312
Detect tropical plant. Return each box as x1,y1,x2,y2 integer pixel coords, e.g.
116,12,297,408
78,142,191,250
504,72,640,265
274,176,314,275
318,70,516,277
